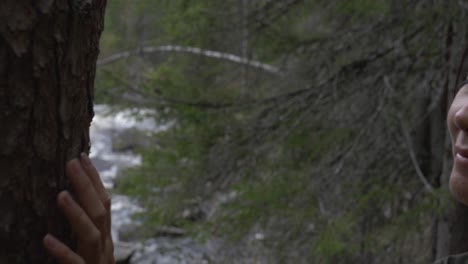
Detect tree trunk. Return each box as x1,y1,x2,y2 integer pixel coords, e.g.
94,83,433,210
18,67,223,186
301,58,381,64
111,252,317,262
0,0,106,262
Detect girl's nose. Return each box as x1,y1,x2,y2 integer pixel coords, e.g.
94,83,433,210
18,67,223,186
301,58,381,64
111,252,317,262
455,106,468,131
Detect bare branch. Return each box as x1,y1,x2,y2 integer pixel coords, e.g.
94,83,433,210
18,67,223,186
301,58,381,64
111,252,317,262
249,0,303,33
399,117,435,194
382,73,437,195
458,0,468,11
97,45,282,75
383,76,435,194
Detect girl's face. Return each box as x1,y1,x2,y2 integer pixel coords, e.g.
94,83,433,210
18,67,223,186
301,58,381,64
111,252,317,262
448,85,468,205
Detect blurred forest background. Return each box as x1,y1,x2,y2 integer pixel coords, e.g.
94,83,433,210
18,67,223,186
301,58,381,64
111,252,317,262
95,1,468,263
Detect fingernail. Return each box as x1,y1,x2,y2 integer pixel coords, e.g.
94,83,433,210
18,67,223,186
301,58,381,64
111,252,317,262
59,191,72,206
44,234,58,249
67,159,81,174
80,152,91,165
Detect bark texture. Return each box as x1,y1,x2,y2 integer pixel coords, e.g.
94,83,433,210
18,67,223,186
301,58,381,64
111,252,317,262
0,0,106,262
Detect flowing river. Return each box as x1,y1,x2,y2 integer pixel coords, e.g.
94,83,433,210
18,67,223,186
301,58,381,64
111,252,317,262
89,105,214,264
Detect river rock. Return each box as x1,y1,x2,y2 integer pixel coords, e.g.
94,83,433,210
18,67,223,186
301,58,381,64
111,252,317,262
114,241,137,264
112,128,154,152
90,157,113,172
118,223,144,242
119,224,187,241
154,226,186,237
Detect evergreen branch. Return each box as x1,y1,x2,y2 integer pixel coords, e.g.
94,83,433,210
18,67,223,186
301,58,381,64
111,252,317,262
100,69,235,109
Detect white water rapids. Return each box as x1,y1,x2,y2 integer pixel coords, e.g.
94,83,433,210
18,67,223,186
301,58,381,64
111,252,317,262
89,105,214,264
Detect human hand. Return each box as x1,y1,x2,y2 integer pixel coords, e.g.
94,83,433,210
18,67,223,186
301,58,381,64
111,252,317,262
43,153,115,264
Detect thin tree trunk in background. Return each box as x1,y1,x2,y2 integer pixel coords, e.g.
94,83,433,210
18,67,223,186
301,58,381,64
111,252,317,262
0,0,106,262
435,88,450,260
448,202,468,254
240,0,249,97
433,20,455,260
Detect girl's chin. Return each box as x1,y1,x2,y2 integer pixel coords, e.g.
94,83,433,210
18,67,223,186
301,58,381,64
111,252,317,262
449,171,468,206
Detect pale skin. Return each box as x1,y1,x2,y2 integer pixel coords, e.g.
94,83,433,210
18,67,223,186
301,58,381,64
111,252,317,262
448,83,468,206
43,153,115,264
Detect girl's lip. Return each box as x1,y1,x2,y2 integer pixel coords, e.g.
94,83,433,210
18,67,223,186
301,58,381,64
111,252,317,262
455,146,468,167
456,146,468,158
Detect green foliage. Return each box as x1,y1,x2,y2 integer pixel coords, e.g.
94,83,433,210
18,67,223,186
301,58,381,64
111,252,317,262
208,123,353,242
161,0,219,46
336,0,390,19
312,216,355,262
116,108,232,230
100,0,460,262
221,173,309,237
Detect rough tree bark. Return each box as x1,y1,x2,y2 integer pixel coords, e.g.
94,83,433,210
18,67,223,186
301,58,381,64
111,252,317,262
0,0,106,262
